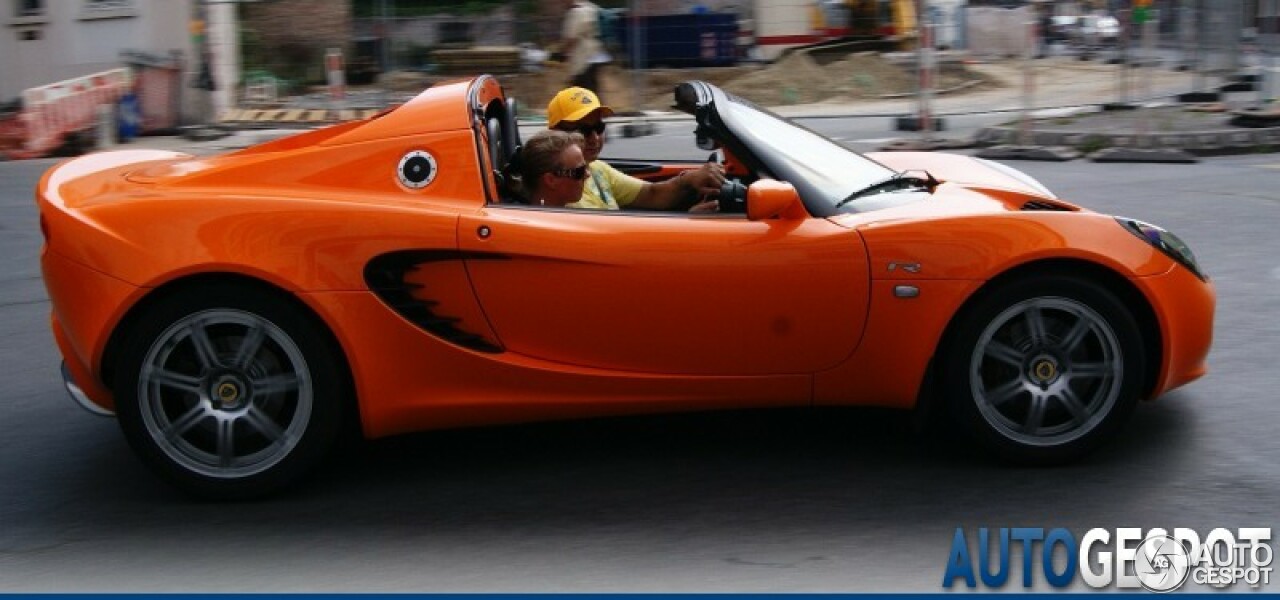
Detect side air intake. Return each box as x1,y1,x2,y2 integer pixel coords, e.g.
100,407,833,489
364,250,506,354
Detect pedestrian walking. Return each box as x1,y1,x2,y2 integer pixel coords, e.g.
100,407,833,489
559,0,610,100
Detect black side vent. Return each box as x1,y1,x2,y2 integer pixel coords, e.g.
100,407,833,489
364,250,506,354
1021,200,1072,212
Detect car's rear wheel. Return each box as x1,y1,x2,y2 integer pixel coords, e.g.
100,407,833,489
114,285,343,499
942,276,1145,464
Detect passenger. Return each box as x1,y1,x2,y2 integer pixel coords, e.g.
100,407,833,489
546,87,724,212
515,130,590,208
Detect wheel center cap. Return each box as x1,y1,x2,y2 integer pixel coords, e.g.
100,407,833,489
211,375,248,410
1030,357,1059,384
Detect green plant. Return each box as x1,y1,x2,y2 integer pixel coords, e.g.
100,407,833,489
852,73,874,93
274,40,322,89
1077,135,1111,154
781,87,798,105
399,43,436,71
239,26,268,78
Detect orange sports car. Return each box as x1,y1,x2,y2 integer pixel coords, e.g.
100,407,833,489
38,76,1213,498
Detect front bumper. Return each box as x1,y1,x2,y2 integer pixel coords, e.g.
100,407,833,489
1136,264,1215,397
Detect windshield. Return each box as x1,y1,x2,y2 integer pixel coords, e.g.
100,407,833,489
718,93,895,215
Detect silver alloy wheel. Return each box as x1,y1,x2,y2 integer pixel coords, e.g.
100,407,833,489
969,297,1123,447
137,308,313,479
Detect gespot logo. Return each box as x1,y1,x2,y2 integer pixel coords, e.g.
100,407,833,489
942,527,1273,591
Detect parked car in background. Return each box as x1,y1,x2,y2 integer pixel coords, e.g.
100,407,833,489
1076,12,1121,48
1047,15,1078,44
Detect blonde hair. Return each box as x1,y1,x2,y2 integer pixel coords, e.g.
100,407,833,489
517,129,585,199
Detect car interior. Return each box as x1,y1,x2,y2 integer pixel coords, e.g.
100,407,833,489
481,95,759,214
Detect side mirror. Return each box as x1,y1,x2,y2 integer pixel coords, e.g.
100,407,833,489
746,180,806,221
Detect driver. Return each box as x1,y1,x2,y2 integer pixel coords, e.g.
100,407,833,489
546,87,724,212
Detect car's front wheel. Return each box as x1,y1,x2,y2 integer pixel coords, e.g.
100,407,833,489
942,275,1145,464
114,284,344,499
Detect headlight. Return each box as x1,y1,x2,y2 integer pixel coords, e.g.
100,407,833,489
1116,217,1207,281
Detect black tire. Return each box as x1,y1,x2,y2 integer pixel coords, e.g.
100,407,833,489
941,275,1145,464
114,284,344,499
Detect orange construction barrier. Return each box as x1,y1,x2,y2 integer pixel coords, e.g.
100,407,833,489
1,68,128,160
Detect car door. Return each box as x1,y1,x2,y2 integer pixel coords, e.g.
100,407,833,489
457,206,870,377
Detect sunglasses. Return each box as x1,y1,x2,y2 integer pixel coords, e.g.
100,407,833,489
551,165,590,180
558,121,607,136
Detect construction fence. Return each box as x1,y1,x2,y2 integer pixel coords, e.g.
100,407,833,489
0,50,186,160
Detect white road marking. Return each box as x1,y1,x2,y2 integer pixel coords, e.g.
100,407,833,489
839,137,899,144
1030,107,1092,118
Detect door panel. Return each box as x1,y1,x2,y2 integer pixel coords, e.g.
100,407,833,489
458,208,870,376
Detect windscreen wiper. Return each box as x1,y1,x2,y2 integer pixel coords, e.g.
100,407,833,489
835,170,939,209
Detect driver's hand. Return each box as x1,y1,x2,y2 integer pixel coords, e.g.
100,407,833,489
688,199,719,213
689,162,726,196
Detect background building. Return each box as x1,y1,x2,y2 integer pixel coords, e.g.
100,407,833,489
2,0,195,111
4,0,1273,120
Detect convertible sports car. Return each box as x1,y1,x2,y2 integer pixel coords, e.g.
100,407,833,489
38,76,1213,498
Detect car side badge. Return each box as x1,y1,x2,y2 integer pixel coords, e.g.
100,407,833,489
397,150,438,190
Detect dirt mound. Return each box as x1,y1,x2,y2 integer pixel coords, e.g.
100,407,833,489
496,52,996,116
722,51,993,106
629,66,757,109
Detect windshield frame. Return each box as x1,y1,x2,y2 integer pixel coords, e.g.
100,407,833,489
694,84,896,218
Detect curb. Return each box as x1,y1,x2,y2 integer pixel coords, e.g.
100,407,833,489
974,124,1280,157
975,145,1081,162
1090,147,1198,163
878,137,974,152
894,115,948,132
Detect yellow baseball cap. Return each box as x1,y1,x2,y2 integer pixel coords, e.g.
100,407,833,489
546,87,614,129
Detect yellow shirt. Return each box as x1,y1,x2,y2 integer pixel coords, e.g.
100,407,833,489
568,161,645,210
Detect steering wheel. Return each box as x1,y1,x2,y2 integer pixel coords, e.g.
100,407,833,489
702,151,747,214
717,180,748,213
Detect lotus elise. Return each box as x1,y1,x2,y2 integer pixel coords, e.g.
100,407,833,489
37,76,1214,498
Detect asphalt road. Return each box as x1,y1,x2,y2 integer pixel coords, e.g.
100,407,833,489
1,142,1278,592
